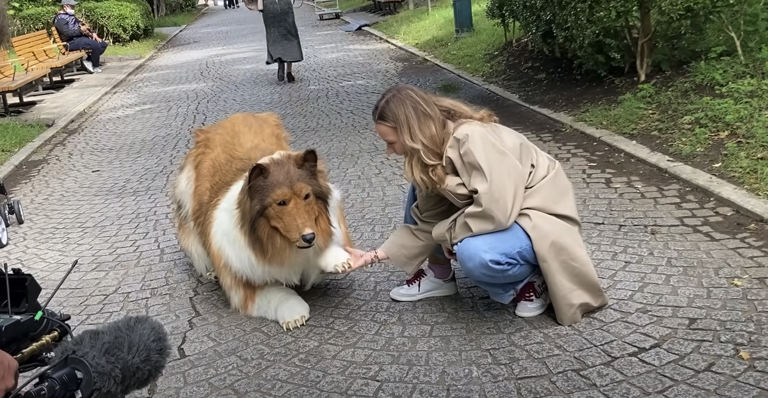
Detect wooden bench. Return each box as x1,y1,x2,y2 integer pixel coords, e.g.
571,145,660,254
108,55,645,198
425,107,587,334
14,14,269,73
0,53,52,116
11,30,86,89
50,27,91,60
371,0,404,15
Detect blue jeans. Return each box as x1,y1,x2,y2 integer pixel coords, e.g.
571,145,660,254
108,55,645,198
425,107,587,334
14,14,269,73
67,37,108,68
404,184,540,304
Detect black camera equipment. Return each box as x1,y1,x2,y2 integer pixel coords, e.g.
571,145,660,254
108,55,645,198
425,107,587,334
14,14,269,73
0,259,93,398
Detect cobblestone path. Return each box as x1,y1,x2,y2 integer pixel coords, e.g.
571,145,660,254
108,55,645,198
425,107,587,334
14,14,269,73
3,4,768,398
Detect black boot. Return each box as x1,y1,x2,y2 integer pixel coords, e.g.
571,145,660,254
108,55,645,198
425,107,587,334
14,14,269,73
277,61,285,82
286,72,295,83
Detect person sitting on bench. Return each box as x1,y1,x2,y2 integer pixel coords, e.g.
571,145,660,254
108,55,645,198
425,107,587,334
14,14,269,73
53,0,108,74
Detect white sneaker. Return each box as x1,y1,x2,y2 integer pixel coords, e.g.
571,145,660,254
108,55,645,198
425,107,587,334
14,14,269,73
81,59,94,74
390,266,458,302
514,274,550,317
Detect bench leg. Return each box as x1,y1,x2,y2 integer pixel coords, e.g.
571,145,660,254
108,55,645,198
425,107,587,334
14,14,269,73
0,93,39,117
55,69,79,85
22,81,56,98
42,72,70,91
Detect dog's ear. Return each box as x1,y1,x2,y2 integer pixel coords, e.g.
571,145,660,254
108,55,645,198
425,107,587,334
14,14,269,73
296,149,318,175
247,163,269,197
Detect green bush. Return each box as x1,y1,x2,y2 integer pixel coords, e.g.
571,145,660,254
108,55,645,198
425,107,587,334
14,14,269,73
10,5,58,36
11,0,155,44
79,0,155,43
142,0,197,18
163,0,197,15
486,0,768,80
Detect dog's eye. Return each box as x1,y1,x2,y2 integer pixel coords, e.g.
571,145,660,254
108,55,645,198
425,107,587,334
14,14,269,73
277,201,287,206
304,194,311,200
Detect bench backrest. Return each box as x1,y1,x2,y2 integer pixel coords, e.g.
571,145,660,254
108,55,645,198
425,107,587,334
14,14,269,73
50,28,70,55
0,51,22,81
11,30,57,69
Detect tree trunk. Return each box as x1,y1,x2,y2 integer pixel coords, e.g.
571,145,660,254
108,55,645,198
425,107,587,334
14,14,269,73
0,0,10,51
636,0,654,82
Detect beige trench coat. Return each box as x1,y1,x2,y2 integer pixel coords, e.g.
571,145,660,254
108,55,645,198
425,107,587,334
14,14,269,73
380,120,609,326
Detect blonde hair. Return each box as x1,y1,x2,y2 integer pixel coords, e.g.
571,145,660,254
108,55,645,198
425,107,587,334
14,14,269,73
372,84,498,190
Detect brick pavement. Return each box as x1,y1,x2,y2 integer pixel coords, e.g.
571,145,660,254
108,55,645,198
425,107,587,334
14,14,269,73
2,4,768,398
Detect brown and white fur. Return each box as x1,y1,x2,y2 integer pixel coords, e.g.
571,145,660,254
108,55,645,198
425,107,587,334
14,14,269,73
171,112,354,331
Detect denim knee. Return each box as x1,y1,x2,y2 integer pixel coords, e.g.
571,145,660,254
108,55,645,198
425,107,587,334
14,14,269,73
454,239,494,282
454,224,539,285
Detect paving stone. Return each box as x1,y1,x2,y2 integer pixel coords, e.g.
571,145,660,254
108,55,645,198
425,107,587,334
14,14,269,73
580,366,626,387
599,383,643,398
629,372,675,393
715,381,764,398
2,4,767,398
638,349,680,366
656,364,696,381
610,357,655,377
679,354,715,371
543,355,586,374
550,371,594,393
661,383,709,398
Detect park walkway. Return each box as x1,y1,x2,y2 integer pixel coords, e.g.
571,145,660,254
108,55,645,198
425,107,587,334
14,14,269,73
2,3,767,398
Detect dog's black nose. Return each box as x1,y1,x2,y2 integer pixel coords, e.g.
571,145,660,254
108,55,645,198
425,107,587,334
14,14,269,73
301,233,316,245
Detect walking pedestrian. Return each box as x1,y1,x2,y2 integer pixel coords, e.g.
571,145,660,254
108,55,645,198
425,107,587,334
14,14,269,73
245,0,303,82
343,84,609,326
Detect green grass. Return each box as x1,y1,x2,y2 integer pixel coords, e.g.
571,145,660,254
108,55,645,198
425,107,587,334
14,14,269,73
375,0,510,76
155,10,201,27
104,32,169,58
578,54,768,198
0,121,48,165
437,82,461,94
316,0,369,11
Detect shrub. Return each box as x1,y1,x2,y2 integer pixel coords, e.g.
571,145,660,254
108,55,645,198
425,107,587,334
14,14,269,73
10,5,58,36
143,0,197,18
79,0,155,43
11,0,155,44
485,0,768,80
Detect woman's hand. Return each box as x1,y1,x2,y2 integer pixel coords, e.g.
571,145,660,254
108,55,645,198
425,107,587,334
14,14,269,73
442,245,456,260
344,247,388,272
0,350,18,395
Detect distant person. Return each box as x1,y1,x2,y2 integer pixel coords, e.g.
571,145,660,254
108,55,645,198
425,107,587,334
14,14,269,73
244,0,303,82
225,0,240,8
52,0,108,73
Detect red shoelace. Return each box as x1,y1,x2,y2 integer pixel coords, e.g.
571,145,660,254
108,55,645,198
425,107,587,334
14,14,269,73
515,280,547,303
405,269,427,287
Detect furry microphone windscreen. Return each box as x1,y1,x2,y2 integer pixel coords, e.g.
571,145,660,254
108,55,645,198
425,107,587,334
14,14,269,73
53,315,172,398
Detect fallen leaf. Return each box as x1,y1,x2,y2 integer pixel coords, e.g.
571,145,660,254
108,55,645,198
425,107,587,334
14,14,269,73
712,163,722,168
745,224,758,231
738,350,750,360
730,279,742,287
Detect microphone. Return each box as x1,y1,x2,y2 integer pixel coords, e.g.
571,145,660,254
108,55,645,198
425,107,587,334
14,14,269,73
19,315,172,398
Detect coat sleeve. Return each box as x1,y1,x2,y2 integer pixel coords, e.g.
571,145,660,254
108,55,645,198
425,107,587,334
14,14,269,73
380,186,456,275
53,15,82,40
432,126,528,247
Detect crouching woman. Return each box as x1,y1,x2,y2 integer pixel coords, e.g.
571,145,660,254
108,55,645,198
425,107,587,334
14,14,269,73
345,84,609,326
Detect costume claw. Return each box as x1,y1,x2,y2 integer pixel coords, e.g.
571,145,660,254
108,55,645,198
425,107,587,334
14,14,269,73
281,317,307,332
334,260,353,273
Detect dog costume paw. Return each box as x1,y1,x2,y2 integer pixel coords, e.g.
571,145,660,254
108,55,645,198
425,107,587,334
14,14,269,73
276,296,310,332
319,245,354,274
